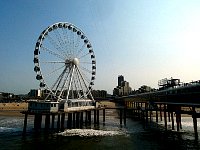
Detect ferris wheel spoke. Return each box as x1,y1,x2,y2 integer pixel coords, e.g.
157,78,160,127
79,65,92,75
46,34,67,57
54,29,68,56
41,61,65,64
74,68,85,97
78,52,90,59
63,65,75,100
50,66,67,93
45,65,65,77
79,61,92,64
76,66,91,97
41,45,65,60
77,43,87,58
69,31,74,58
61,28,72,57
74,35,81,57
77,66,91,85
57,64,74,99
62,28,71,54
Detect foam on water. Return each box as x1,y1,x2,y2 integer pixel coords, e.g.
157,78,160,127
0,126,22,132
57,129,126,137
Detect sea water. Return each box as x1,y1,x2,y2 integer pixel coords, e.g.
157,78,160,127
0,109,200,150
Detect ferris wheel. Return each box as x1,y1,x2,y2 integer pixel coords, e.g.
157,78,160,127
33,22,96,101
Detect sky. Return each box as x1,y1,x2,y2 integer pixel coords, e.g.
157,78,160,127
1,0,200,94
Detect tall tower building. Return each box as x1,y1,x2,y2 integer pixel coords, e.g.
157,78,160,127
114,75,132,96
118,75,124,87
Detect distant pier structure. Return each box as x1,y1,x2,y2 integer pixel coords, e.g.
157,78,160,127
122,78,200,139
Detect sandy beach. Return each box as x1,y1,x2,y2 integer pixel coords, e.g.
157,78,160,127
0,102,28,116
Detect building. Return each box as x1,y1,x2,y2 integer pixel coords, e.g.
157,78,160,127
92,90,107,99
28,89,42,98
118,75,124,86
113,75,132,96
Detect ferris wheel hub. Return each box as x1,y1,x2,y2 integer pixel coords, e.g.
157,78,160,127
72,58,79,66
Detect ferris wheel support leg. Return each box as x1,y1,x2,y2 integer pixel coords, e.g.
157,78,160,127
77,66,94,100
66,65,75,100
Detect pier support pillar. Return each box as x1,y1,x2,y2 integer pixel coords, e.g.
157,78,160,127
103,109,105,123
34,114,42,131
160,104,162,121
94,110,96,124
156,109,158,123
176,113,180,131
80,112,83,128
76,112,80,128
61,113,65,131
192,107,198,139
97,110,99,125
124,108,126,126
23,113,28,135
171,112,175,130
45,114,50,130
57,114,60,131
51,114,55,129
164,104,167,130
67,113,72,129
145,103,148,125
73,113,76,128
85,111,88,126
168,112,171,122
120,109,123,125
88,111,91,125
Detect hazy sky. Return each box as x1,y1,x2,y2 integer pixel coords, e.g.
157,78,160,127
1,0,200,94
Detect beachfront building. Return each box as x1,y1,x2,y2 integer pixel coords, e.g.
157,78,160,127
113,75,132,96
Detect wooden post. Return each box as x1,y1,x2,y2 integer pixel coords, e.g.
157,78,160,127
94,110,96,124
176,113,180,131
51,114,55,129
156,109,158,123
124,108,126,125
85,111,88,126
164,104,167,130
34,114,42,130
120,109,123,125
45,114,50,130
23,113,28,135
103,109,105,123
67,113,72,129
192,107,198,139
97,110,99,125
160,104,162,121
57,114,61,131
76,112,80,128
171,112,174,130
179,114,182,129
73,113,76,128
80,112,83,128
145,103,148,125
61,113,65,131
88,111,91,125
168,112,171,122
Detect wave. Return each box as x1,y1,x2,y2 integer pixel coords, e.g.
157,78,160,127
57,129,126,137
0,126,22,132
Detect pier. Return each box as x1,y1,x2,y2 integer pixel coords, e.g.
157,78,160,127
21,107,108,135
120,79,200,139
